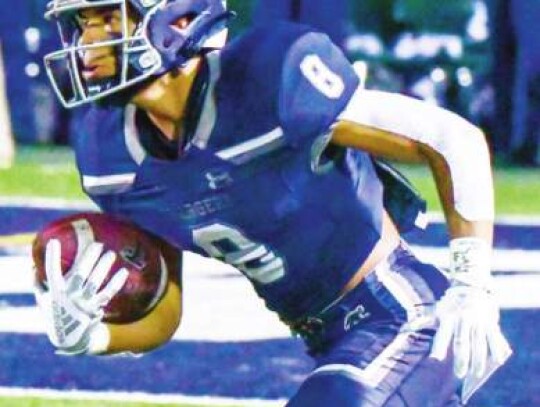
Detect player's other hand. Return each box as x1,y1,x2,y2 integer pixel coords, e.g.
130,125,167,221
429,238,512,381
33,239,128,355
430,285,511,378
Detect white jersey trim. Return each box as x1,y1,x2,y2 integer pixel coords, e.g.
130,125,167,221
338,88,494,221
374,256,435,326
216,127,284,163
82,173,136,195
310,332,413,388
124,104,146,165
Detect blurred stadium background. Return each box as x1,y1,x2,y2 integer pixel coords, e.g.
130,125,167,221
2,0,540,166
0,1,539,407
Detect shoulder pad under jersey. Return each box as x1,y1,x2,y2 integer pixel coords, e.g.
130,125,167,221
204,22,316,151
279,29,359,145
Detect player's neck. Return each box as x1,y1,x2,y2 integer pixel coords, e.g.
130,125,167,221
131,58,201,142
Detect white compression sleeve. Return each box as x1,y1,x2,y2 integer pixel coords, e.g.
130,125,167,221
338,88,494,221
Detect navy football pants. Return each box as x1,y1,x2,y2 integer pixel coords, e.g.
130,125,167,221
287,243,463,407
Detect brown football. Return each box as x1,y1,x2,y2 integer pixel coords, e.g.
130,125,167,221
32,212,169,324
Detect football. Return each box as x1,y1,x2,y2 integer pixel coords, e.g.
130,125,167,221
32,212,170,324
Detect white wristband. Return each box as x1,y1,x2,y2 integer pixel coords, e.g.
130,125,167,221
449,237,492,289
87,323,110,355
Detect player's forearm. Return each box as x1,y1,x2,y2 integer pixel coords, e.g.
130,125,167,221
101,281,182,355
421,144,494,244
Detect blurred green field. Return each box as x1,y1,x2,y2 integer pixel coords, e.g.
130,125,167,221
1,145,538,215
0,146,85,200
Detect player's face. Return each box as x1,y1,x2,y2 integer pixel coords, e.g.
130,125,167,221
76,6,136,82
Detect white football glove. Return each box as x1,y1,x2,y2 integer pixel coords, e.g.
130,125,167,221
34,239,128,355
429,238,512,388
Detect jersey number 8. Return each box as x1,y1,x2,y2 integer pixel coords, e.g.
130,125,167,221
300,54,345,99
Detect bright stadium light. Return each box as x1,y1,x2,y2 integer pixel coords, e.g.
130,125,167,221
456,67,473,87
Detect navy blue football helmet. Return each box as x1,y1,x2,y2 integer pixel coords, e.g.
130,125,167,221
44,0,233,108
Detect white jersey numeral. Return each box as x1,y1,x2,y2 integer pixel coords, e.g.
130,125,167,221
192,223,286,284
300,54,345,99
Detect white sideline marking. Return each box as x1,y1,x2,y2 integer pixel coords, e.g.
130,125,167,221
1,247,540,338
0,256,33,293
409,246,540,309
487,215,540,226
424,212,540,225
492,275,540,309
0,387,285,407
0,197,97,210
409,246,540,273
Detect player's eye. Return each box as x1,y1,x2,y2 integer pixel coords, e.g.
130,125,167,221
75,8,121,29
103,11,121,26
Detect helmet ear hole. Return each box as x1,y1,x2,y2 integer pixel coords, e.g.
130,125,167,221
147,0,233,70
173,13,196,30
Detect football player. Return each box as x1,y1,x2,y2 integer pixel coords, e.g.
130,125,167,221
36,0,512,405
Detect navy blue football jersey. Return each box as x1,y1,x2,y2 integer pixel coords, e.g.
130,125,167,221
73,22,385,321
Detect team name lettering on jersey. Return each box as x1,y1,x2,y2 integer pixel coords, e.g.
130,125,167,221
179,195,233,220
